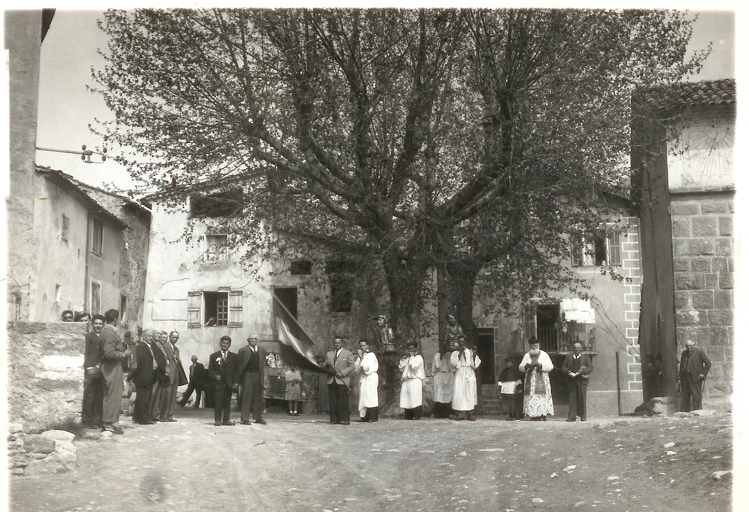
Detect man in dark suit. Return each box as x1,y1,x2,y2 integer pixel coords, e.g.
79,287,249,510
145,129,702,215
178,355,207,408
238,334,267,425
562,343,594,422
208,335,239,426
131,329,167,425
325,336,355,425
679,340,711,412
82,314,105,428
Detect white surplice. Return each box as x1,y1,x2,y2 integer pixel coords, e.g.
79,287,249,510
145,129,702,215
399,354,425,409
450,348,481,411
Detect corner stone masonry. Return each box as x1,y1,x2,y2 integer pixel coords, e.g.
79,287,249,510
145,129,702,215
670,194,733,409
7,322,86,430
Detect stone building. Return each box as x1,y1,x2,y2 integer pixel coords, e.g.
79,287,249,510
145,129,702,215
633,79,735,410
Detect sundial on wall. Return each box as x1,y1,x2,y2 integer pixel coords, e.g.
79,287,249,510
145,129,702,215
680,121,734,188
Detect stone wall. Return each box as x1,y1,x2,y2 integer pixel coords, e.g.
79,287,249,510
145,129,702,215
8,322,86,430
670,192,734,409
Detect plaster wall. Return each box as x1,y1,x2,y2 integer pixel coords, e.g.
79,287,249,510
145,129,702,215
32,177,89,320
80,187,151,335
472,216,643,416
143,201,383,378
6,10,43,321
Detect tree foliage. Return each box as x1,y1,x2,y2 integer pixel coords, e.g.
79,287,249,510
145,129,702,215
92,8,707,343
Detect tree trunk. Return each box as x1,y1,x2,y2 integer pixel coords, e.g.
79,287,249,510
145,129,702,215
379,252,431,413
437,260,480,345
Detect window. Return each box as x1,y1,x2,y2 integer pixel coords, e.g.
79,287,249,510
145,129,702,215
290,260,312,275
204,235,228,262
90,280,101,315
190,188,244,218
330,278,352,313
91,218,104,256
571,231,621,267
61,214,69,242
204,292,229,326
187,290,243,328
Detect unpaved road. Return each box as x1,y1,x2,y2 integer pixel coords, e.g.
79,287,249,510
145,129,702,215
10,409,732,511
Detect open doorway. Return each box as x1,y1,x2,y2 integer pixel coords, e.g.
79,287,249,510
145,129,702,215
475,328,495,384
274,287,298,319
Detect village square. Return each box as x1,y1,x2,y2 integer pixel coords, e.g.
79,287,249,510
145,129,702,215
4,7,740,512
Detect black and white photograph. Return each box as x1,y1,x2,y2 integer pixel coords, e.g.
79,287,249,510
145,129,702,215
3,3,743,511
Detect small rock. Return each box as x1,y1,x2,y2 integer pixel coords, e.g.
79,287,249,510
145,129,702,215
666,451,677,456
23,435,56,455
563,465,577,472
607,476,619,481
12,468,24,476
101,431,113,439
663,442,675,448
689,410,716,417
41,430,75,444
532,498,544,503
550,473,558,478
8,423,24,434
459,451,467,457
672,412,689,418
573,501,586,507
711,471,731,481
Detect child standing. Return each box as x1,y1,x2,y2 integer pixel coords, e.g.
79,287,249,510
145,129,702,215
285,366,302,416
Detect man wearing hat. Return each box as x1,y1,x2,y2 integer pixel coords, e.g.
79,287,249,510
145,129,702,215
371,315,393,351
208,336,239,426
519,337,554,421
449,335,481,420
678,340,711,412
238,334,267,425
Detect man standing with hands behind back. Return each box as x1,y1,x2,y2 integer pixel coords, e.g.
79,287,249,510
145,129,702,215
325,336,355,425
679,340,711,412
562,343,593,422
208,336,239,426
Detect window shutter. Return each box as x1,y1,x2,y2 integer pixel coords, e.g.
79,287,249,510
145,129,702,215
187,291,202,328
607,232,621,266
570,235,583,267
228,290,243,328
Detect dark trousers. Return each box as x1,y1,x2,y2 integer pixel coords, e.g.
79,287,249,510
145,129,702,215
434,401,451,418
82,370,104,426
680,378,703,412
213,385,233,423
502,394,523,417
404,406,422,420
568,381,588,420
133,384,153,423
240,371,264,422
328,381,350,423
178,382,204,408
362,407,379,422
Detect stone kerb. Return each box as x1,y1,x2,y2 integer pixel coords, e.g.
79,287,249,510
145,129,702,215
7,322,86,430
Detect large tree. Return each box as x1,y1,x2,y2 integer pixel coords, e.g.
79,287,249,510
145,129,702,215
92,8,706,347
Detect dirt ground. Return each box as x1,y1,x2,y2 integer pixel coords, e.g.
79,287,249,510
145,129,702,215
9,408,732,512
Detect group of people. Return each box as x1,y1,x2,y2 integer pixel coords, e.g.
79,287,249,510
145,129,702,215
82,309,197,433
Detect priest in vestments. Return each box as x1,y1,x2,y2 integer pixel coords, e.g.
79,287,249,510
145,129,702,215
519,337,554,421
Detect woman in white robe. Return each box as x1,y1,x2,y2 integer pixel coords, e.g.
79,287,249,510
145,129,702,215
449,336,481,420
519,338,554,420
355,340,379,422
399,343,425,419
